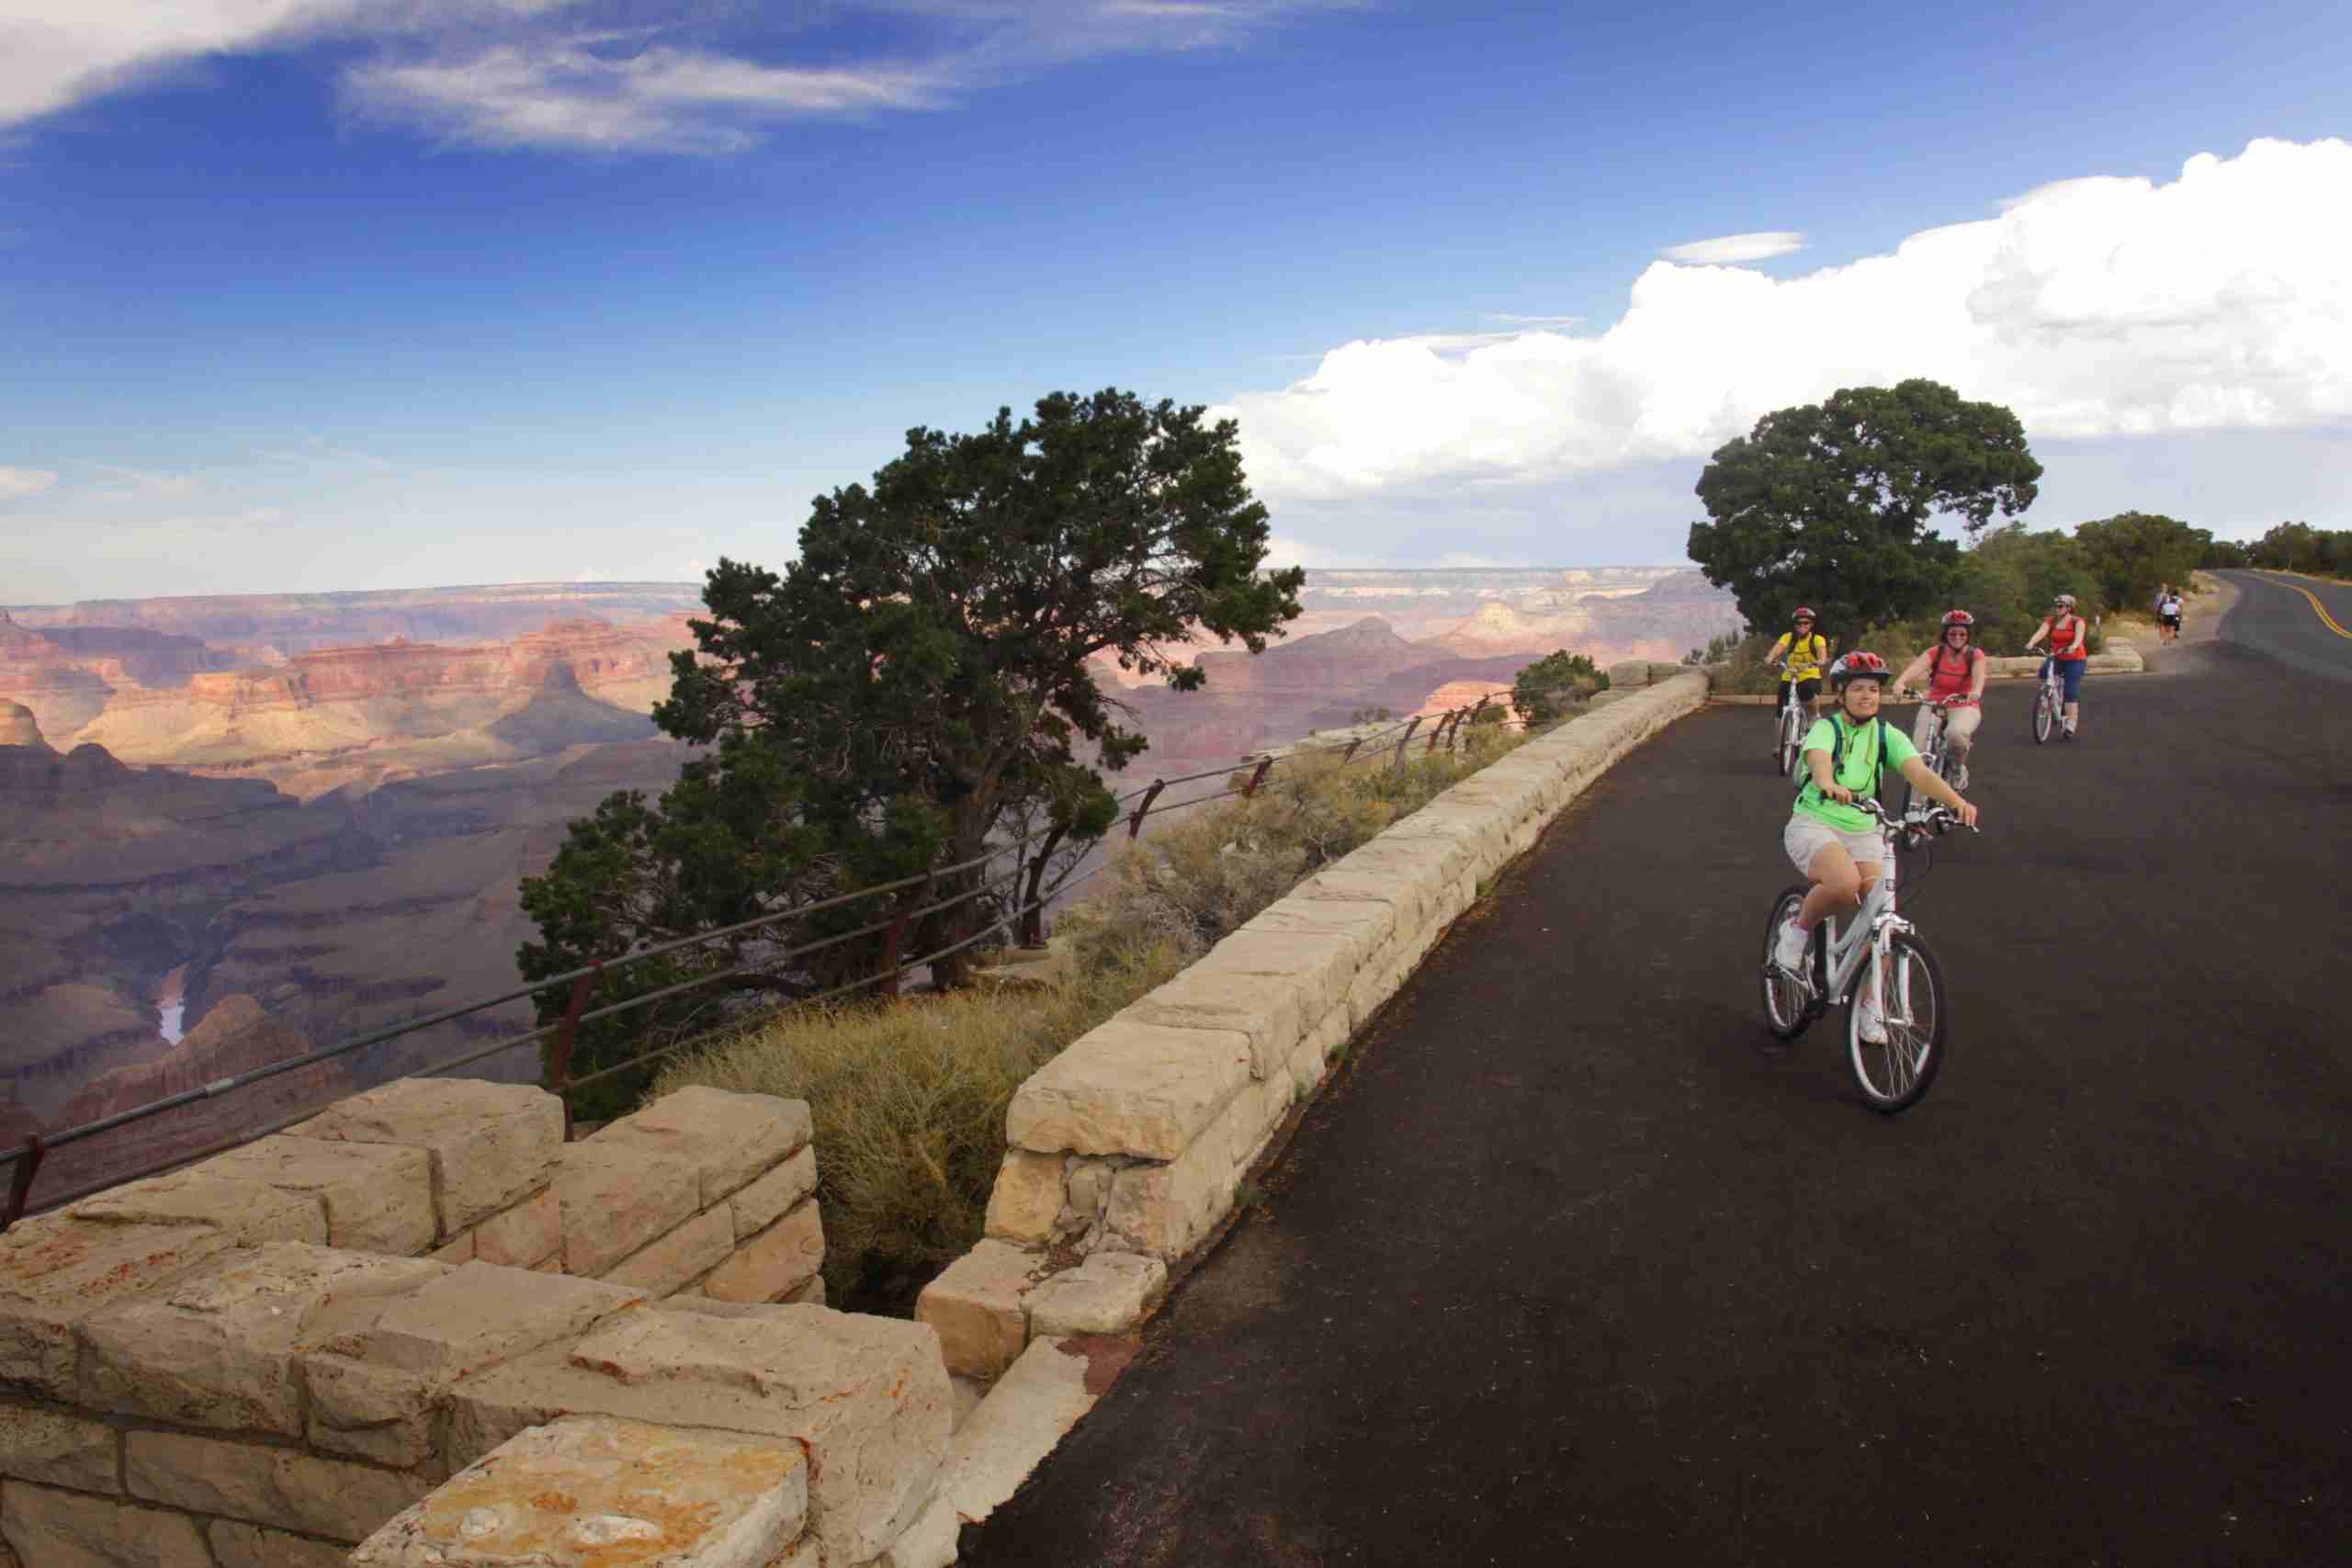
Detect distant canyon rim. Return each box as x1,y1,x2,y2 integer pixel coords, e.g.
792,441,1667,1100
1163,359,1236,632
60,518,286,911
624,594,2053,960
1,569,1739,1192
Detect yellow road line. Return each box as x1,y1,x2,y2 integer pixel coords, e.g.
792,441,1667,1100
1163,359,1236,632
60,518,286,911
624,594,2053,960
2261,572,2352,639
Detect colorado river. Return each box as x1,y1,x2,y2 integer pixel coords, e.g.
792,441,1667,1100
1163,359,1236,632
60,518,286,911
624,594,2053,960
159,964,187,1044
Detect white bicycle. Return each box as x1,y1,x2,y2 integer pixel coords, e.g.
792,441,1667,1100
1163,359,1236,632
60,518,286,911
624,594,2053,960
2030,655,2075,744
1760,797,1973,1113
1894,694,1968,814
1770,675,1810,780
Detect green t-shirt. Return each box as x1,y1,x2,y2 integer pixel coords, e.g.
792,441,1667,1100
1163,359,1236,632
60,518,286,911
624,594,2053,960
1792,714,1918,833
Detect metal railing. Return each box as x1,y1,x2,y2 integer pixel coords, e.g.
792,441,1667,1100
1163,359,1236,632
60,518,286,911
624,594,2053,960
2,682,1555,1231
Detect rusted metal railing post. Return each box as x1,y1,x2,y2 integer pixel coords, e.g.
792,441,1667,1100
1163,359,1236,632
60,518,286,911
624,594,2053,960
1392,715,1424,774
4,1134,46,1235
879,902,915,998
1340,737,1362,763
1466,694,1489,743
1128,780,1166,839
546,964,603,1141
1240,757,1273,799
1427,709,1454,754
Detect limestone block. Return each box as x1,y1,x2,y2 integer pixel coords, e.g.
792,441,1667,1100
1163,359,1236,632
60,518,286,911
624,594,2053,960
73,1173,327,1247
1025,1251,1165,1337
1124,969,1303,1084
0,1404,119,1492
80,1244,446,1437
1238,892,1396,971
429,1233,473,1264
1005,1019,1252,1160
125,1429,434,1542
938,1336,1128,1527
1104,1073,1288,1259
1358,815,1483,885
1326,834,1462,908
1607,659,1651,689
1425,773,1546,826
1182,927,1360,1032
348,1416,807,1568
605,1205,736,1296
471,1187,559,1269
949,1374,987,1432
199,1136,435,1256
207,1520,349,1568
1586,687,1634,709
552,1139,700,1278
1063,1159,1116,1230
702,1201,824,1304
870,1488,958,1568
1290,1002,1351,1095
1287,862,1432,940
442,1304,951,1566
982,1150,1067,1244
1388,800,1511,864
785,1275,825,1307
0,1216,240,1400
301,1260,645,1464
0,1481,212,1567
1344,953,1407,1031
914,1239,1039,1381
295,1079,562,1237
729,1145,817,1243
595,1087,811,1208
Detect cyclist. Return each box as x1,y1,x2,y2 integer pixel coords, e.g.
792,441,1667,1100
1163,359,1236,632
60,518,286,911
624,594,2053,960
1893,610,1986,788
2023,593,2089,738
1771,652,1979,1041
2156,585,2184,644
1765,608,1831,728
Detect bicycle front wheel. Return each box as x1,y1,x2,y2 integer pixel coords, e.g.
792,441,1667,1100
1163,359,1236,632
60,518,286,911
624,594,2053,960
1760,886,1813,1041
2031,685,2054,744
1848,931,1947,1113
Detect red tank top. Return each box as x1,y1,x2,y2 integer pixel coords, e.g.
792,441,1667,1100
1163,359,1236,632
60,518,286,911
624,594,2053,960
2048,615,2086,660
1927,644,1980,701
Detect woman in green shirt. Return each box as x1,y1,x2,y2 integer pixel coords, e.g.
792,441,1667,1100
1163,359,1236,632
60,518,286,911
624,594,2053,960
1771,652,1980,1040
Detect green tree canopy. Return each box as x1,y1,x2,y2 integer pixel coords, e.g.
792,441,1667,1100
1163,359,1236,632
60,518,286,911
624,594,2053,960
2072,512,2211,610
1687,379,2042,635
520,389,1304,1112
1510,649,1606,725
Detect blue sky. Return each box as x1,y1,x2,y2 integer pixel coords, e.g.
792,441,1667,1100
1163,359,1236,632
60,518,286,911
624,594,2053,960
3,1,2348,604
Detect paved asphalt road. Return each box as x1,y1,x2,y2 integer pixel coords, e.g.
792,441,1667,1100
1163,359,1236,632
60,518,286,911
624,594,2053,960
2215,569,2352,682
960,599,2350,1566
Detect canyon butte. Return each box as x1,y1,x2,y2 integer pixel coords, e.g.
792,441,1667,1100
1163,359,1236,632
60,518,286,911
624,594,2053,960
1,570,1739,1198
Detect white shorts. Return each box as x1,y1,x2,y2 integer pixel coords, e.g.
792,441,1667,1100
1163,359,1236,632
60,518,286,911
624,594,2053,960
1784,814,1883,876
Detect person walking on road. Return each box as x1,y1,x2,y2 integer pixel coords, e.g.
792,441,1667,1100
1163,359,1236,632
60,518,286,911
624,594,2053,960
1772,652,1979,1041
2024,594,2090,738
1894,610,1987,788
1766,608,1832,722
2157,585,2184,644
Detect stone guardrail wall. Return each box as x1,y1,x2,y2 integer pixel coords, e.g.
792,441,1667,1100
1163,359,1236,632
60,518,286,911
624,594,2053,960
912,670,1710,1403
1,1078,963,1567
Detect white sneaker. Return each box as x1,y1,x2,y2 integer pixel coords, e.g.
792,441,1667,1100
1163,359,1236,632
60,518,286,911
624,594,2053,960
1952,762,1969,791
1857,994,1890,1044
1773,917,1808,972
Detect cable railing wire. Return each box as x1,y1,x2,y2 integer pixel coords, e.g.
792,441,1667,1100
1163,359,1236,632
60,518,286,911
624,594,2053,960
2,675,1560,1218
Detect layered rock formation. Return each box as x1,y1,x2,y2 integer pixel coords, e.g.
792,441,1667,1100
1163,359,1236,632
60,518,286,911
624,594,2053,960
8,581,706,654
0,609,113,738
27,994,353,1205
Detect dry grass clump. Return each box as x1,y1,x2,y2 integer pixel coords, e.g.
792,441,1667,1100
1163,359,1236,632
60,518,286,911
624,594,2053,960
651,718,1527,1315
651,938,1188,1314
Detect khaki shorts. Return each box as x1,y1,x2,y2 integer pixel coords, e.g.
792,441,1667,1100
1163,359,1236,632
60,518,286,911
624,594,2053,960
1784,814,1883,876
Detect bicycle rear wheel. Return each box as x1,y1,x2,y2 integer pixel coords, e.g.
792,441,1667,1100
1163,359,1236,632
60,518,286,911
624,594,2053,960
1760,886,1813,1041
2031,684,2054,744
1847,931,1946,1113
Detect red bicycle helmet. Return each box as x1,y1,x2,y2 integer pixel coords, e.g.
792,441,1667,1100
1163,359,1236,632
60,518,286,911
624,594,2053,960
1940,609,1975,630
1792,606,1816,622
1829,651,1891,687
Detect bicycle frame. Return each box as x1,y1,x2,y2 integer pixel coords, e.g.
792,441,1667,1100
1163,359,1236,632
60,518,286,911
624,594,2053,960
1813,815,1913,1007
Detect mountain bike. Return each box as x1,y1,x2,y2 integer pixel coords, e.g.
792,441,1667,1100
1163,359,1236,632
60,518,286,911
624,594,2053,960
2030,656,2075,744
1894,694,1966,813
1772,678,1808,780
1760,797,1972,1113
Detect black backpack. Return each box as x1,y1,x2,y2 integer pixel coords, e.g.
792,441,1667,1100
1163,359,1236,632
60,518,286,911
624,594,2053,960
1796,714,1891,803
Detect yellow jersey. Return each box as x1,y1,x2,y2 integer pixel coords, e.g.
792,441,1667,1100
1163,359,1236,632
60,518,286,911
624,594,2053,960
1770,632,1828,682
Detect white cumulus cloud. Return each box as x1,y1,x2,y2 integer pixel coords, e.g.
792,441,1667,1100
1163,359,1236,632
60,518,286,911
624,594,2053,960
1658,230,1806,265
1225,139,2352,503
0,465,60,500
